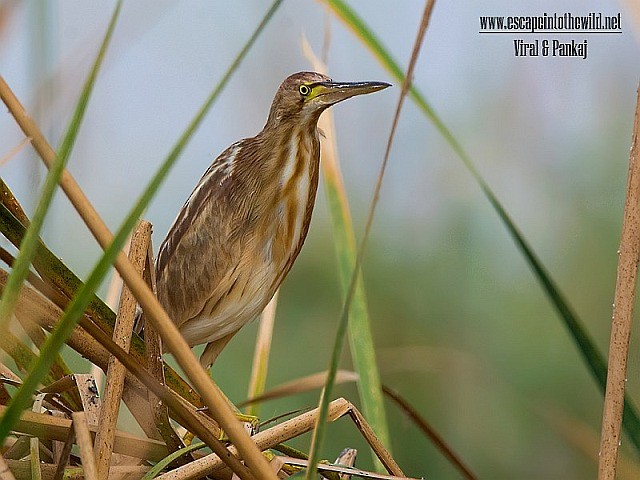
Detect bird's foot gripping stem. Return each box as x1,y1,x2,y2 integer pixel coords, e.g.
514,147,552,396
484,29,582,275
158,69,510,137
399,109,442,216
193,404,261,440
224,413,261,439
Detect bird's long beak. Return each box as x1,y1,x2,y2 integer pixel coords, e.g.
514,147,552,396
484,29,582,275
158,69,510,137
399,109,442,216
312,80,391,105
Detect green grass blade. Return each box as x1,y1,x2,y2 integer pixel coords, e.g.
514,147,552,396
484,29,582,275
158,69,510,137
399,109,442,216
0,1,121,335
141,442,206,480
324,174,391,453
0,0,282,445
322,0,640,450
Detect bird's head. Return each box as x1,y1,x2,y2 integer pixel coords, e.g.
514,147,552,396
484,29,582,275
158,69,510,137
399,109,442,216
264,71,390,129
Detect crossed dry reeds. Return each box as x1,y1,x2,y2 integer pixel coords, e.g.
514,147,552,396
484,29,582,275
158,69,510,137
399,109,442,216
0,180,410,479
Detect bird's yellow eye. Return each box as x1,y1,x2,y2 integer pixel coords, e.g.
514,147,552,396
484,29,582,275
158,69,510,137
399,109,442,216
299,84,311,96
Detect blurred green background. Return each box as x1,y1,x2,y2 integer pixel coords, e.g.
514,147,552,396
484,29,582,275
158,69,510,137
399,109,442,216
1,0,640,478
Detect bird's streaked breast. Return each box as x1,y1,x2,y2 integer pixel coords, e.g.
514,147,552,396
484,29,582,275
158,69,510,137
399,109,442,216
276,125,318,262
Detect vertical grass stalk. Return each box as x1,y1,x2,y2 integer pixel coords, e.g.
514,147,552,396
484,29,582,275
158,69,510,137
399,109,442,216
598,84,640,480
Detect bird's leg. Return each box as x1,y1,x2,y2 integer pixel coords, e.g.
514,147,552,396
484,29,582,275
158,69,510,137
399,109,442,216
200,331,238,369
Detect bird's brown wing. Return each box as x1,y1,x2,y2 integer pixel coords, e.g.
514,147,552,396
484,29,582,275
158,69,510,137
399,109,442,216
155,140,247,332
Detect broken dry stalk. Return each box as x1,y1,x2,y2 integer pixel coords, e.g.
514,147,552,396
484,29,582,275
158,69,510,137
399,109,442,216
94,221,152,478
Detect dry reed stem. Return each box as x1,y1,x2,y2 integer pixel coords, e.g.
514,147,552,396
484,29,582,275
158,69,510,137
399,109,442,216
0,74,272,480
95,221,151,478
13,316,73,405
3,437,26,459
63,308,244,472
0,330,37,375
0,405,168,461
0,363,21,384
598,84,640,480
0,181,30,226
72,412,98,480
3,437,45,464
5,270,136,389
347,407,400,474
0,455,16,480
1,77,201,420
246,290,279,417
305,2,435,475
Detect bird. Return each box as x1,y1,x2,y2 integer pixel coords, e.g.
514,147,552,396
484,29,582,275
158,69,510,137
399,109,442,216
153,71,390,369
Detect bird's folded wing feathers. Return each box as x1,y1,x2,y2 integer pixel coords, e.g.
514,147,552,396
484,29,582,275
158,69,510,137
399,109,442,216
155,142,246,329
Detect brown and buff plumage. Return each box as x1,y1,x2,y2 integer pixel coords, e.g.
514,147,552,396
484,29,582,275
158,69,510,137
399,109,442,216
153,72,389,368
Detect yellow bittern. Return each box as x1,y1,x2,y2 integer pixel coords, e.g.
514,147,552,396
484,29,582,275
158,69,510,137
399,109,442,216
154,71,389,368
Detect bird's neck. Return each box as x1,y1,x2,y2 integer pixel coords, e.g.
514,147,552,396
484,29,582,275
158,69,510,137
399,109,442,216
255,120,321,274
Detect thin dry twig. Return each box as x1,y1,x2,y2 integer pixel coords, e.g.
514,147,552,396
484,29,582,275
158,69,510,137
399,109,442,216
0,252,193,442
0,75,272,480
0,137,31,167
240,370,358,407
72,411,98,480
157,398,351,480
382,386,477,480
41,375,101,424
598,83,640,480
